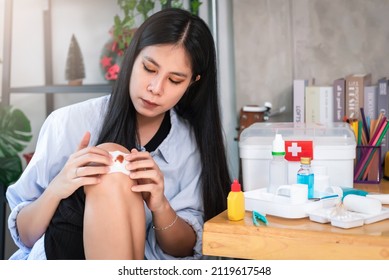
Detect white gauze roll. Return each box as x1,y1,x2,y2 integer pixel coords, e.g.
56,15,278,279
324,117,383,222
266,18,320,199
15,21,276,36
343,194,382,215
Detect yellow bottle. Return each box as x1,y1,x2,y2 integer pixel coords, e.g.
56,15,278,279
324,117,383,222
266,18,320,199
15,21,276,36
227,179,245,221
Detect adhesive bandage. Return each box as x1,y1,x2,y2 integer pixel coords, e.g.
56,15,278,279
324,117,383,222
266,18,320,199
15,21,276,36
108,151,130,176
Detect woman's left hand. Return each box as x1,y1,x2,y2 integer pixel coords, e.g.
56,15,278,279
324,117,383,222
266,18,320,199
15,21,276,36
125,149,168,212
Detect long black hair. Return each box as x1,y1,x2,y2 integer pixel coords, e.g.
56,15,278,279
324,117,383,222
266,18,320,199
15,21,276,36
97,8,231,221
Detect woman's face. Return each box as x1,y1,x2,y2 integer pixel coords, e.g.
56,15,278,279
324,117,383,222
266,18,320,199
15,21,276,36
129,44,194,120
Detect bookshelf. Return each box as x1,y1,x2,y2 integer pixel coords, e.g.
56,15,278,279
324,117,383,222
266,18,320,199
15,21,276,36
0,0,112,113
9,84,112,94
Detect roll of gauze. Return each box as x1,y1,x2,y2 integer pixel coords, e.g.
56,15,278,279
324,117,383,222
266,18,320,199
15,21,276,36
343,194,382,215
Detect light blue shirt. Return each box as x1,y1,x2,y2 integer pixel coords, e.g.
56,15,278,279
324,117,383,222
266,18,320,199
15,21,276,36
6,95,204,260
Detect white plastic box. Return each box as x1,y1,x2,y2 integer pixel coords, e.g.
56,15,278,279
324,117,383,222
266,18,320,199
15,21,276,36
239,122,356,191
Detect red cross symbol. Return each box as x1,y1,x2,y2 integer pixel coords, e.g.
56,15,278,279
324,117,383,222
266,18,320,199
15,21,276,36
284,140,313,161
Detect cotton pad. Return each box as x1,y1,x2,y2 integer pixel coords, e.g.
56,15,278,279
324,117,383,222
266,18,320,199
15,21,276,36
108,151,130,176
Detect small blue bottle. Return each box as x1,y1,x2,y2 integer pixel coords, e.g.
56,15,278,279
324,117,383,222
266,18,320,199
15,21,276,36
297,157,314,199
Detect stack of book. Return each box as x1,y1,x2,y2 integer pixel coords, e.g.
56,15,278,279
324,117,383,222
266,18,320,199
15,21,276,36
292,74,389,168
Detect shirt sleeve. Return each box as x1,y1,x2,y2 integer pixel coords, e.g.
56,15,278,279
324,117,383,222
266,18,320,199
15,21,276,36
5,111,64,253
144,175,204,260
144,128,204,260
6,97,107,256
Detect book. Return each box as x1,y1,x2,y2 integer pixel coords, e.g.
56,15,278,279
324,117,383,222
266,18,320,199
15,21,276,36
319,86,334,124
364,85,378,120
333,78,345,122
293,79,309,123
305,86,333,125
345,73,372,119
378,77,389,116
305,86,320,124
378,77,389,163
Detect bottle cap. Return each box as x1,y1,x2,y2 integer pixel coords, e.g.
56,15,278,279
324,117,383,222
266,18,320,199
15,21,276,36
272,134,285,155
300,157,311,164
231,179,242,192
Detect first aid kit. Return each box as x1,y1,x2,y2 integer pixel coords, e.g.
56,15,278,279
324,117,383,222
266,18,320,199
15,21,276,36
239,122,356,191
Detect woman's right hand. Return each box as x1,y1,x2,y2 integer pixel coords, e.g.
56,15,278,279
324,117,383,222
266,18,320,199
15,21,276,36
48,131,112,200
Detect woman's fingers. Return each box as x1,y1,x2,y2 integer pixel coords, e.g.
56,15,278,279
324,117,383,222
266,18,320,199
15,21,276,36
74,132,112,167
125,150,155,170
78,131,91,151
74,165,111,178
122,149,167,212
72,146,113,167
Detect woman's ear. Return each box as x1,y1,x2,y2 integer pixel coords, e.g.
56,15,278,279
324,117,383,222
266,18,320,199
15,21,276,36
190,75,200,86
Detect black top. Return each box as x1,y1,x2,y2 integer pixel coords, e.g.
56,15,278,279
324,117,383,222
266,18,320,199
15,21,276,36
144,111,171,152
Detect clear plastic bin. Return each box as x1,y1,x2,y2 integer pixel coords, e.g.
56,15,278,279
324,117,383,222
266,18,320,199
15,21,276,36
239,122,356,191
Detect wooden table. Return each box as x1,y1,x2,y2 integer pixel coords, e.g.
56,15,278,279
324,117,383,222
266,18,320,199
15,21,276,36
202,179,389,259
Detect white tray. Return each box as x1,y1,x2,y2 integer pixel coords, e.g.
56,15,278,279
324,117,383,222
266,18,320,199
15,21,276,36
308,206,389,229
244,188,339,219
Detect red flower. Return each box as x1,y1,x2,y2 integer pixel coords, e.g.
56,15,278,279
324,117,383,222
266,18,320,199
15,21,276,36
100,56,113,69
105,64,120,80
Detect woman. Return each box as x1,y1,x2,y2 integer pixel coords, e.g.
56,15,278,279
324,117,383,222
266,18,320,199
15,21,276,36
6,8,231,260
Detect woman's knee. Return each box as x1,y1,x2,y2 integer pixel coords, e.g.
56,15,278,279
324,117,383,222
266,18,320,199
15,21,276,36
84,142,141,204
97,142,131,154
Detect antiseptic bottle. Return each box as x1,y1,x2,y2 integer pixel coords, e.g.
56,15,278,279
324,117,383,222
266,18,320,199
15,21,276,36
268,134,288,194
227,179,245,221
297,157,314,199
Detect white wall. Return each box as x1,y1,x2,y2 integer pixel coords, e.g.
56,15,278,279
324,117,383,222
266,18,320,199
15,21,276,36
233,0,389,122
9,0,50,156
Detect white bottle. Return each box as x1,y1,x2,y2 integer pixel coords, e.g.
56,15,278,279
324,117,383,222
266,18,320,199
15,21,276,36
312,165,330,194
268,134,288,194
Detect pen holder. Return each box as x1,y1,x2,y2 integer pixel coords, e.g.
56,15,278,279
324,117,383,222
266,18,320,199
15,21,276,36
354,145,382,184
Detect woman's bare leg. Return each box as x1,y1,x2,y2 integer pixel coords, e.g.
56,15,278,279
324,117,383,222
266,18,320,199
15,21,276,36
83,143,146,259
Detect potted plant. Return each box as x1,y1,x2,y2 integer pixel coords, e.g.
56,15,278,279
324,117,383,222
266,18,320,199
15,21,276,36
0,104,32,191
0,104,31,259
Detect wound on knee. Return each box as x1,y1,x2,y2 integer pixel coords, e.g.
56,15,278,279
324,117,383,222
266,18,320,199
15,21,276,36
108,151,130,176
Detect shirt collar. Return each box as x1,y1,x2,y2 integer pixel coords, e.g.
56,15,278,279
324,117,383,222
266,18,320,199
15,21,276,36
150,109,181,164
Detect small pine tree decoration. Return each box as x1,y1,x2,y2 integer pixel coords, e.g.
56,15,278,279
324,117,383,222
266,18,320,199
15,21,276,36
65,34,85,85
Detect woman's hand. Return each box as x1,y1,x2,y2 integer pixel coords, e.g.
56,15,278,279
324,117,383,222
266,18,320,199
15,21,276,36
125,149,168,213
49,131,112,200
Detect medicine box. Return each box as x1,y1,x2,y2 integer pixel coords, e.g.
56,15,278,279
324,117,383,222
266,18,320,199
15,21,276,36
239,122,356,191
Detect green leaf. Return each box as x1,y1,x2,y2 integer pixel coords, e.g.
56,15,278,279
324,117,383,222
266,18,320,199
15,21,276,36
171,0,183,9
114,15,121,27
0,105,32,189
127,0,138,11
159,0,168,7
0,155,23,187
190,0,202,15
137,0,155,20
0,105,32,158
